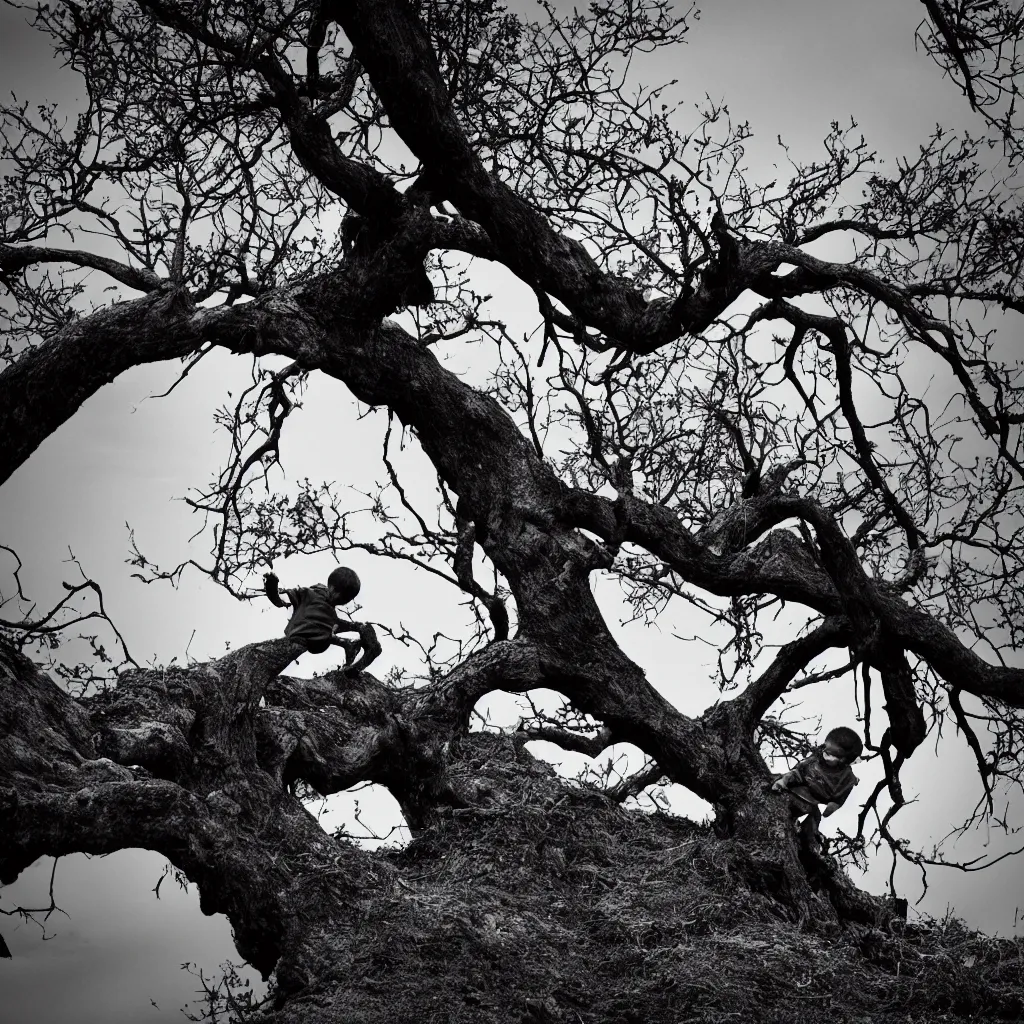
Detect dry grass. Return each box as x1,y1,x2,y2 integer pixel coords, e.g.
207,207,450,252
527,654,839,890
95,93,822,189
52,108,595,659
270,733,1024,1024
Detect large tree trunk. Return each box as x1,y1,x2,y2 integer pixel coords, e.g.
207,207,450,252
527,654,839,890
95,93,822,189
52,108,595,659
713,760,896,930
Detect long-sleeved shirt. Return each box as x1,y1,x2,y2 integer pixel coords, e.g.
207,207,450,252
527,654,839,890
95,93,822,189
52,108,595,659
780,749,858,809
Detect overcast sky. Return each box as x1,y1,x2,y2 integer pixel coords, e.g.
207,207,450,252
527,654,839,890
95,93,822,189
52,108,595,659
2,1,1022,1021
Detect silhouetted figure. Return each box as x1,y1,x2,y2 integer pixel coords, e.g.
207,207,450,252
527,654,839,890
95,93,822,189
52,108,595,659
264,566,381,673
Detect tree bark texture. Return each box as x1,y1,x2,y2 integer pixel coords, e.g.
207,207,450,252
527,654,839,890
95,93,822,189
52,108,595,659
1,632,903,1009
2,637,908,1020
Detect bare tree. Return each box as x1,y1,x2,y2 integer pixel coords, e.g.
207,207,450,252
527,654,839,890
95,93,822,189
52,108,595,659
2,0,1024,1017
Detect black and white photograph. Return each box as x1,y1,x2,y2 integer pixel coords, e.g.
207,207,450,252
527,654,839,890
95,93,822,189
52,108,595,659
1,1,1023,1021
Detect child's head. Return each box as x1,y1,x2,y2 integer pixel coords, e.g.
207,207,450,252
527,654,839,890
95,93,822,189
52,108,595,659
822,726,862,765
326,566,361,605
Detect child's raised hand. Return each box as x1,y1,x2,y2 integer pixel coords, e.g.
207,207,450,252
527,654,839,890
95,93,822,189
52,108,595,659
263,573,287,607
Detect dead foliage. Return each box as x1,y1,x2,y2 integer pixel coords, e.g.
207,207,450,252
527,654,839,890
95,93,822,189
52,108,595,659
264,733,1023,1024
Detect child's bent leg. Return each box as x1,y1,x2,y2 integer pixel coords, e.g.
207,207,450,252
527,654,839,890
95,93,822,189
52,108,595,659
799,806,822,846
341,622,381,675
787,792,814,820
330,636,361,666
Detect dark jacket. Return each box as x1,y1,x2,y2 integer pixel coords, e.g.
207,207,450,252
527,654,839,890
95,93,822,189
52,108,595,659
781,749,858,809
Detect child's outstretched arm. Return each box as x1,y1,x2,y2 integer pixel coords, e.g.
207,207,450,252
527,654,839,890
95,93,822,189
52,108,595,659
264,573,291,609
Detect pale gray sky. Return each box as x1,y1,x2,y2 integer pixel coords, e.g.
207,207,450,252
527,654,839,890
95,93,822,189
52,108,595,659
2,1,1022,1021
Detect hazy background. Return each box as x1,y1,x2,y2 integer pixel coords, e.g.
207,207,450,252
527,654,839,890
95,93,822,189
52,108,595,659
2,0,1022,1021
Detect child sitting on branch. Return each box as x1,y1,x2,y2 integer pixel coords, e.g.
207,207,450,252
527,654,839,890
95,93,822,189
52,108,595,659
264,566,381,674
772,726,862,848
